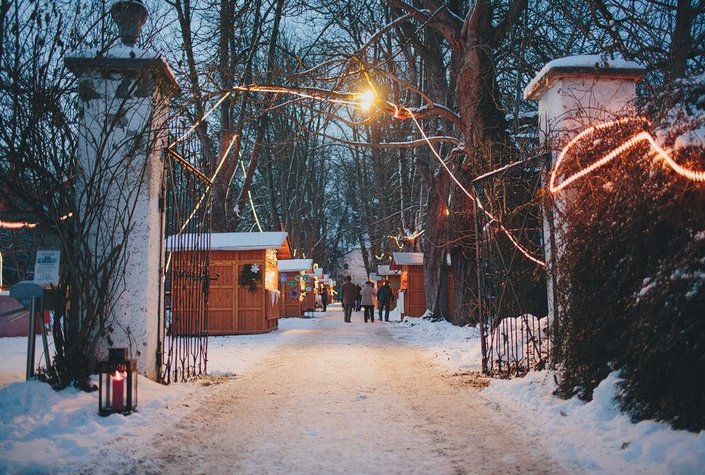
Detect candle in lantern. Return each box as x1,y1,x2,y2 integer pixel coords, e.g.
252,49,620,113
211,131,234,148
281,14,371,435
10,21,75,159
111,370,125,410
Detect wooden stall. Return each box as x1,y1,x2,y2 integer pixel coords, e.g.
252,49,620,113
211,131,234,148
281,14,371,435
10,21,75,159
171,232,291,335
391,252,455,318
300,272,318,313
278,259,313,317
375,265,401,311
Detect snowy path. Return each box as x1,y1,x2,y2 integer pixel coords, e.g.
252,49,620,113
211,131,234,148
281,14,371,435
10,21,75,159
83,308,576,474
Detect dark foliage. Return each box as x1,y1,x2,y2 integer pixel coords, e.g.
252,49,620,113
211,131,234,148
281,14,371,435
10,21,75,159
239,264,260,293
619,236,705,431
553,92,705,431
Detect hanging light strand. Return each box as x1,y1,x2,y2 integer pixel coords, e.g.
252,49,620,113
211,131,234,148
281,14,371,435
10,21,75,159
0,212,73,230
550,116,705,194
168,85,546,267
409,112,547,267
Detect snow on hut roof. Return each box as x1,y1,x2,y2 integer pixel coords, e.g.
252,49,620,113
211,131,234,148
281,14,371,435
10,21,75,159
211,232,291,257
278,259,313,272
392,252,424,266
390,252,451,269
377,265,401,276
524,55,645,100
166,232,292,258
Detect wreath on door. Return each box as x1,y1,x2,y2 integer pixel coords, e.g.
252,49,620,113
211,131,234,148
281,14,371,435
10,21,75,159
239,263,260,293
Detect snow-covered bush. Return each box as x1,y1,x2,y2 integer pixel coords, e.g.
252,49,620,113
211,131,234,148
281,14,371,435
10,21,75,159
553,74,705,431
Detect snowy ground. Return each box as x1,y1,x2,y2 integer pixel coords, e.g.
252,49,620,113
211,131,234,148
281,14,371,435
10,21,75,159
0,304,703,474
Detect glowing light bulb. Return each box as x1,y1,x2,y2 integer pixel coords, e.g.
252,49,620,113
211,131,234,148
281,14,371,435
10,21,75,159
358,90,376,112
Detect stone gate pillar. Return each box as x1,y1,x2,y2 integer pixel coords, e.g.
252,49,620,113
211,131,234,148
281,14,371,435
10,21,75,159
65,0,178,378
523,55,645,327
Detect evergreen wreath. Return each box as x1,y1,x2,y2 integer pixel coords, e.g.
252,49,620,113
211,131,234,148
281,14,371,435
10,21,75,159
239,263,260,293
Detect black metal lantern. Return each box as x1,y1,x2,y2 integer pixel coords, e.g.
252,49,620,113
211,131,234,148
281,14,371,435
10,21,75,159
98,348,137,416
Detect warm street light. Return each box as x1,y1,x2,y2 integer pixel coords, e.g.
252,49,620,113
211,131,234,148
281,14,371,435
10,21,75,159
358,89,376,111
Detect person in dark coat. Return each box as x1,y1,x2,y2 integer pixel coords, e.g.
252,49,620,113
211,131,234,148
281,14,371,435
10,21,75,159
377,280,394,322
355,284,362,311
341,276,358,323
320,285,329,312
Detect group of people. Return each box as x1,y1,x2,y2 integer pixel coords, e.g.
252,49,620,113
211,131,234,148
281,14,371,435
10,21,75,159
340,276,395,323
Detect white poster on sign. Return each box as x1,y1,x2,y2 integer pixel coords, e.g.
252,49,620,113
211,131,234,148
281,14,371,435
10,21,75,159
33,250,61,285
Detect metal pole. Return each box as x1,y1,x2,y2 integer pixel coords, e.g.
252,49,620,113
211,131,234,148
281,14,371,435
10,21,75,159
41,311,51,370
26,297,37,380
473,186,488,374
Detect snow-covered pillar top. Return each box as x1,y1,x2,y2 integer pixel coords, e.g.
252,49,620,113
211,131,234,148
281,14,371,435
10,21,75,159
65,1,178,97
524,54,645,146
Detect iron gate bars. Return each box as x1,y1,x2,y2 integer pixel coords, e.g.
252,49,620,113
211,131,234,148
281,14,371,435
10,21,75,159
473,155,550,377
157,120,212,384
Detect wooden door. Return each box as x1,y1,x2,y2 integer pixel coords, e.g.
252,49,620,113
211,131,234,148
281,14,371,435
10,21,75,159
209,258,237,334
406,266,426,317
281,273,302,316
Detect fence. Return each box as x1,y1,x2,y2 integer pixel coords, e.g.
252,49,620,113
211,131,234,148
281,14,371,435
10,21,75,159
157,120,212,384
473,155,551,377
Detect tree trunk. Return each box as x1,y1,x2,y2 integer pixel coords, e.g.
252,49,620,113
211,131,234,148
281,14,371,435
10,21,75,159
233,0,285,229
669,0,695,79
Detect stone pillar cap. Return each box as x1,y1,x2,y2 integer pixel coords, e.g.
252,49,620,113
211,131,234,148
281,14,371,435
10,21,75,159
65,55,179,95
524,54,646,101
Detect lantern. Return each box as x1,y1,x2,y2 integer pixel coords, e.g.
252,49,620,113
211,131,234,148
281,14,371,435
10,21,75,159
98,348,137,416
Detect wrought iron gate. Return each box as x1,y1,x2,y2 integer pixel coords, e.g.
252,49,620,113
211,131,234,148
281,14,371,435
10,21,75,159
473,155,551,377
157,121,212,384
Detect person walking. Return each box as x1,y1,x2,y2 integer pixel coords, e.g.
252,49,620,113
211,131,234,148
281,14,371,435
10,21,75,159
377,280,395,322
320,285,329,312
360,281,376,322
355,284,362,311
341,276,357,323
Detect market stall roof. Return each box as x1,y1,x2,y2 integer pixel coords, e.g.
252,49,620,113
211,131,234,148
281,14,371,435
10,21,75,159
377,264,401,276
391,252,424,269
166,232,292,259
278,259,313,272
391,252,452,270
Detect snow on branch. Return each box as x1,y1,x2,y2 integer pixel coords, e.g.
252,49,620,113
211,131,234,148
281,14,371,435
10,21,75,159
318,132,460,149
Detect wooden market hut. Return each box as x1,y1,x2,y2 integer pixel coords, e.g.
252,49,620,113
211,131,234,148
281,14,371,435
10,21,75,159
278,258,313,317
170,232,292,335
300,268,319,312
391,252,455,318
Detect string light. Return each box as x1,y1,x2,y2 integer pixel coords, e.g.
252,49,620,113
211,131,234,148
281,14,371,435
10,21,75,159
408,112,547,267
0,211,74,230
239,160,263,232
0,220,38,230
168,92,232,148
168,84,546,267
174,133,238,237
550,117,705,194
